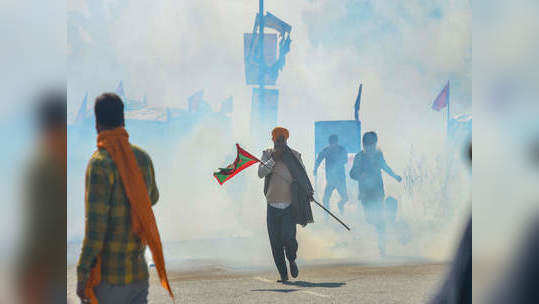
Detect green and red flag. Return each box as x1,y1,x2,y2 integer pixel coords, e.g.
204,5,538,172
214,144,260,185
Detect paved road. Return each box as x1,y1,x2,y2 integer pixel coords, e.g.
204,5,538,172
68,263,445,303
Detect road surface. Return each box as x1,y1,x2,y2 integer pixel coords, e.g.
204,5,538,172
67,262,445,303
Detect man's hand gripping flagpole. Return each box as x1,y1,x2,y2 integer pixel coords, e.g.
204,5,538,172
257,154,351,231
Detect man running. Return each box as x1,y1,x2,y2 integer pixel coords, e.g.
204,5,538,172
314,134,349,215
258,127,314,282
350,131,401,256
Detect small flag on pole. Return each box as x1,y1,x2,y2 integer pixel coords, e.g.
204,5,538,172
188,90,204,112
432,81,449,111
116,81,125,98
75,92,88,123
214,144,260,185
354,83,362,121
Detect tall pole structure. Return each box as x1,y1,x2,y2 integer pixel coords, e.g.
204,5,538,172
246,0,291,150
258,0,265,89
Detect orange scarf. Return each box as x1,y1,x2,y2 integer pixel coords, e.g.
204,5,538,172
85,127,174,303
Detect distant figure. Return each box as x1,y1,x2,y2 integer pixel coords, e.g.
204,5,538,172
258,127,314,282
350,131,401,256
314,134,349,215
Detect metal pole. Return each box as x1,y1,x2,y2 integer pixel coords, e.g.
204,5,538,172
444,81,451,216
258,0,265,89
311,199,351,231
446,81,450,137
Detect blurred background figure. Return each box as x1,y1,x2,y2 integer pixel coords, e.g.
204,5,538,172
17,90,67,304
314,134,349,215
488,218,539,304
473,1,539,302
430,218,471,304
430,144,471,304
350,131,402,256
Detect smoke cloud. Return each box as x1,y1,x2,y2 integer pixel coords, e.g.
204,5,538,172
67,0,471,267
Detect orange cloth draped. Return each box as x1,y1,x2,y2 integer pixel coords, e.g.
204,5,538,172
84,127,173,303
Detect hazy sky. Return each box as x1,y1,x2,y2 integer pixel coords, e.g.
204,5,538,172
67,0,471,137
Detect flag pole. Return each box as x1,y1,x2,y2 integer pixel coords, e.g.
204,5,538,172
256,155,351,231
444,81,451,216
446,81,450,137
311,198,351,231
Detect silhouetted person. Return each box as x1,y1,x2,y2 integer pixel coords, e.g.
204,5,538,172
314,134,349,215
430,218,471,304
489,218,539,304
350,131,401,256
18,90,67,304
430,144,472,304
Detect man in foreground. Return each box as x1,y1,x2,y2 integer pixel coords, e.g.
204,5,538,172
76,93,173,303
258,127,314,282
314,134,349,215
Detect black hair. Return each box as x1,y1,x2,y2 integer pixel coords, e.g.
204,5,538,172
362,131,378,146
38,90,66,130
94,93,125,129
329,134,338,144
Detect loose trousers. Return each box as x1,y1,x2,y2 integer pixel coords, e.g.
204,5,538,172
267,204,298,277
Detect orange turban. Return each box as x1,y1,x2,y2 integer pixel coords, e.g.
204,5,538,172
272,127,289,141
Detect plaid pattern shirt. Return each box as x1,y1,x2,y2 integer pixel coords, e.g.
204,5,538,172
77,145,159,285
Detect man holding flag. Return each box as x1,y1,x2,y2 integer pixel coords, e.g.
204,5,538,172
213,128,349,281
257,127,314,282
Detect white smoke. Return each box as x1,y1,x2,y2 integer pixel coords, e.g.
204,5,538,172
67,0,471,266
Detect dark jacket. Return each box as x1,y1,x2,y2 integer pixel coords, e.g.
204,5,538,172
314,144,348,185
260,147,314,226
350,150,386,202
